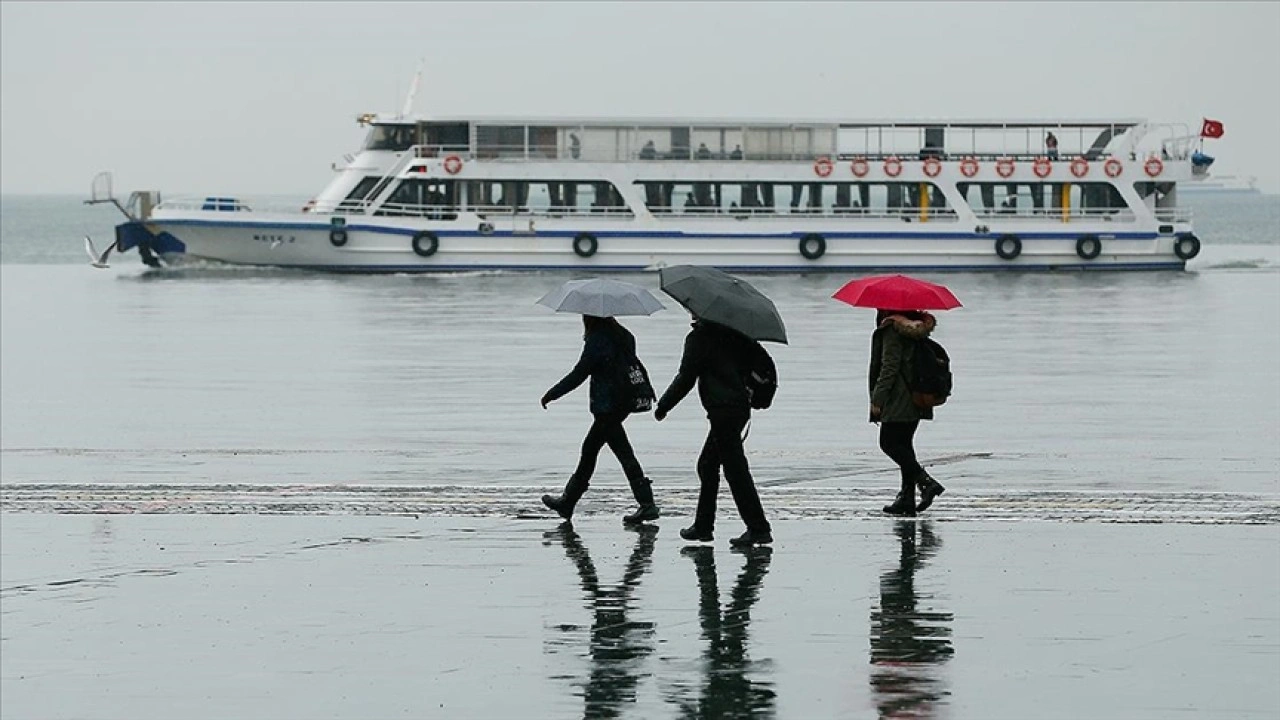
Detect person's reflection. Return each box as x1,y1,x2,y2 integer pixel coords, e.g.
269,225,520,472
870,520,954,718
677,546,777,719
545,522,658,719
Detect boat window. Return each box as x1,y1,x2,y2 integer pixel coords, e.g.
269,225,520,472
476,126,526,159
364,125,417,152
377,179,458,220
961,182,1132,219
635,181,951,219
466,180,630,216
423,123,470,155
335,176,386,212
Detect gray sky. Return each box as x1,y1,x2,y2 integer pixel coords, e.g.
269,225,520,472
3,1,1278,196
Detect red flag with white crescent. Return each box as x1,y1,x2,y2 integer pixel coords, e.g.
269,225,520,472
1201,118,1225,139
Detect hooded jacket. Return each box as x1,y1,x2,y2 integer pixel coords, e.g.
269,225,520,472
869,312,937,423
657,320,752,416
544,322,637,415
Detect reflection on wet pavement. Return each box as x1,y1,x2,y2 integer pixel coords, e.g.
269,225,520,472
674,545,776,719
871,521,953,718
544,522,658,718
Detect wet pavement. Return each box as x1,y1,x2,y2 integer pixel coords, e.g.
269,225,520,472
2,514,1277,719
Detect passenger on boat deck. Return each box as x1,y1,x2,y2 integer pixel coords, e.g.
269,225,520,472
696,143,712,160
1045,132,1059,160
730,145,744,160
685,192,698,211
640,141,657,160
570,133,581,159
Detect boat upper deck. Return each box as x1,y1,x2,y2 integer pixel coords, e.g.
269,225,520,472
357,114,1195,164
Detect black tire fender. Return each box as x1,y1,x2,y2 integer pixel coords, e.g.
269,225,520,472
329,228,348,247
799,233,826,260
1076,235,1102,260
573,233,598,258
411,231,439,257
995,234,1022,260
1174,234,1201,261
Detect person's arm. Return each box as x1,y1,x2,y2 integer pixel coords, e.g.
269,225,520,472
655,332,702,420
542,335,605,407
870,331,905,413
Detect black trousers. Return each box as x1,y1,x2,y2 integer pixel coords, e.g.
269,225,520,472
879,420,923,493
565,412,651,504
693,410,770,533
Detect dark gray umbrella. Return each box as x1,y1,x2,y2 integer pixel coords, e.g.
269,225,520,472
658,265,788,344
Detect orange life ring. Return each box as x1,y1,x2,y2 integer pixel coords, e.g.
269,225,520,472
1033,156,1052,178
814,157,834,178
1070,157,1089,178
996,157,1016,178
960,157,980,178
444,155,464,175
1104,158,1124,178
1144,157,1164,177
851,157,870,177
922,157,942,178
883,156,903,178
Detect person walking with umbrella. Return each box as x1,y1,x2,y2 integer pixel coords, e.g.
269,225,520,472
654,266,785,547
536,279,665,525
833,275,959,517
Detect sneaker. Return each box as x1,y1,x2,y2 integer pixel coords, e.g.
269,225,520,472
622,504,660,525
915,474,946,513
679,525,714,542
541,494,574,521
882,492,917,517
729,530,773,547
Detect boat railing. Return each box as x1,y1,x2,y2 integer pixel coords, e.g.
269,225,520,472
647,206,961,221
1154,208,1193,222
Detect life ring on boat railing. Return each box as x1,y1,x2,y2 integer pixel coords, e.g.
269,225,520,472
573,232,598,258
1104,158,1124,178
1033,156,1053,178
883,156,903,178
813,157,834,178
851,157,870,177
922,157,942,178
798,233,826,260
1144,157,1164,177
1174,234,1201,260
443,155,464,175
1070,157,1090,178
329,228,348,247
1075,234,1102,260
411,231,439,257
995,234,1022,260
960,157,980,178
996,157,1016,178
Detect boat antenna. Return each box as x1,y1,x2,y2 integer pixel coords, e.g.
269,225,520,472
400,58,425,119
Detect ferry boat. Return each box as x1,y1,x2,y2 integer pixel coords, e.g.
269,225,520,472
86,114,1209,272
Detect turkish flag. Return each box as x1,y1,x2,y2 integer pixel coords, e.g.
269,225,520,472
1201,118,1225,139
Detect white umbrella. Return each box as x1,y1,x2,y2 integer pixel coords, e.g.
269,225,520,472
536,278,666,317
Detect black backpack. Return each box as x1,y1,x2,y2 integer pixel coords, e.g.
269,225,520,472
617,355,656,413
744,340,778,410
909,338,952,409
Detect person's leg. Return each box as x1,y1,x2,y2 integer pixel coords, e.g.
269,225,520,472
543,415,610,519
879,421,921,516
684,425,721,537
600,413,660,523
710,411,771,539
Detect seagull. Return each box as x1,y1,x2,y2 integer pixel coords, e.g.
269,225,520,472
84,236,113,269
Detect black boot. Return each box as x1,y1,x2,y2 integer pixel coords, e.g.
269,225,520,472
729,529,773,547
882,491,917,517
542,476,587,520
679,525,714,542
915,472,946,513
622,477,660,525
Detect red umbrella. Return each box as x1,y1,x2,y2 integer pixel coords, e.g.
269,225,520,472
831,274,962,311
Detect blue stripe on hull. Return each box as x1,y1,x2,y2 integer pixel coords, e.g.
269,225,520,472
218,262,1187,274
152,218,1158,241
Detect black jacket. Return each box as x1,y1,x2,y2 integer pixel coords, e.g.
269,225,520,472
657,321,752,416
544,324,637,415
